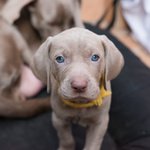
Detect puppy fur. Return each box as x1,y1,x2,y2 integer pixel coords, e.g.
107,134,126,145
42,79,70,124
0,16,50,118
14,0,83,51
32,28,124,150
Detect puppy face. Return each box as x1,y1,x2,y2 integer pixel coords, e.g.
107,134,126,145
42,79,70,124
50,35,105,102
32,28,124,103
30,0,83,39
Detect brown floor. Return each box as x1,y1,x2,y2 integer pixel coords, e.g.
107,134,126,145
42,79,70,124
81,0,150,68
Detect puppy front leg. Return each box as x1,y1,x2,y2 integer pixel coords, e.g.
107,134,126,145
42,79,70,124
83,115,109,150
52,112,75,150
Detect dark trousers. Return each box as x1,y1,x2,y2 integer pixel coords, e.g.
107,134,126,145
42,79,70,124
0,24,150,150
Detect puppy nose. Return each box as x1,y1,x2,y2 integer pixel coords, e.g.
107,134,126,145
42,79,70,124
71,78,88,93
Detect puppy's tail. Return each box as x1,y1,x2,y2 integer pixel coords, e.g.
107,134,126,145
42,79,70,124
0,97,50,118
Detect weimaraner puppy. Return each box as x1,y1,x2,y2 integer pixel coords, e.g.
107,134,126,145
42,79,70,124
32,28,124,150
0,16,50,118
13,0,83,52
29,0,83,39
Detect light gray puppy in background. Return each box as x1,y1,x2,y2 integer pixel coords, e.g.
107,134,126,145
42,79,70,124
29,0,83,39
32,28,124,150
14,0,83,51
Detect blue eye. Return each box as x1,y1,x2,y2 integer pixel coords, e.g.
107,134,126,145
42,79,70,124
56,56,65,63
91,54,100,61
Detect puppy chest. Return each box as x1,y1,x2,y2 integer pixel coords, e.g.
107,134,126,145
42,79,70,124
67,108,101,126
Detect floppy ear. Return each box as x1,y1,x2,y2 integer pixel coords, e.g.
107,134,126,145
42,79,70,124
100,35,124,81
31,37,52,92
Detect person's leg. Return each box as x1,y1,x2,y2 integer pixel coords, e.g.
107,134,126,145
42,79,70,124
85,23,150,149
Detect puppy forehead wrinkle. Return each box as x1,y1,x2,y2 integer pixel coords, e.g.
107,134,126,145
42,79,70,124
51,47,71,58
51,43,99,60
52,28,101,52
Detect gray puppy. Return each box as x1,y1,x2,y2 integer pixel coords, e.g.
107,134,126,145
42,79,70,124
14,0,83,51
29,0,83,39
32,28,124,150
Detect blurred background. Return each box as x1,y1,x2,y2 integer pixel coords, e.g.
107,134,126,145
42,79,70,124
81,0,150,68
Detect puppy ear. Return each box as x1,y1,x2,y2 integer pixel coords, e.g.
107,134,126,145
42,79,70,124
100,35,124,81
31,37,52,93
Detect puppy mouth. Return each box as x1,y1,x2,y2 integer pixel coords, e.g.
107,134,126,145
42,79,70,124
61,95,97,104
71,97,92,103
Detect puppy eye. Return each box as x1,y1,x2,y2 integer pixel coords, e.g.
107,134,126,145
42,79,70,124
91,54,100,62
56,56,65,63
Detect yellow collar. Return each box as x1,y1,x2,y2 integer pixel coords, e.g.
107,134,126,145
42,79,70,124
62,79,111,108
